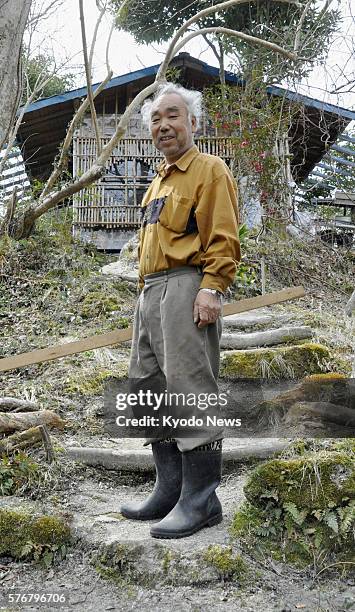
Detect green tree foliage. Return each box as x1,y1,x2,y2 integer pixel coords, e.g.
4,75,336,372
113,0,341,83
22,50,76,103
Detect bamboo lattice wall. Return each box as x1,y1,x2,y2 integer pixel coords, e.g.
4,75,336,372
72,112,234,230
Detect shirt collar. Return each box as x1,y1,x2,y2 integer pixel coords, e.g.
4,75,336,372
156,145,199,177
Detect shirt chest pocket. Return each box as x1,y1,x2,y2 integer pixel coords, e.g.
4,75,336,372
158,193,197,234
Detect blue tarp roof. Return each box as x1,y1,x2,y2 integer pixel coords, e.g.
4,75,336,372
24,58,355,121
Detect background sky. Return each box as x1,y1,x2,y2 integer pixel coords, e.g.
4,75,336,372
29,0,355,111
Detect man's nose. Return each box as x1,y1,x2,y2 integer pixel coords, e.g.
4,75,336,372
159,118,170,131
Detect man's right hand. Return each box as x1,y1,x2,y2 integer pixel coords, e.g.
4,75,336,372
193,290,222,328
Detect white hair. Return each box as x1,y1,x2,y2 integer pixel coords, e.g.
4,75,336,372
141,83,202,130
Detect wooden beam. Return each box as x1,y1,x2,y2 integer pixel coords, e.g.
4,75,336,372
222,286,305,316
0,286,305,373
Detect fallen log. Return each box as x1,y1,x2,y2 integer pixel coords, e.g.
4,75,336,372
220,325,312,350
0,397,38,412
0,286,305,373
285,401,355,427
0,410,65,434
0,425,43,453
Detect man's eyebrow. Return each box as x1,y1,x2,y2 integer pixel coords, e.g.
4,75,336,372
151,106,180,116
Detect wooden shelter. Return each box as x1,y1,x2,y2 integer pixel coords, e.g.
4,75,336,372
17,53,355,250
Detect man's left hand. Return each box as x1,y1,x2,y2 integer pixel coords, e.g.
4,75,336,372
193,290,222,328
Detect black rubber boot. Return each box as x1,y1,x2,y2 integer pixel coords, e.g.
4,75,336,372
150,440,223,538
120,440,182,520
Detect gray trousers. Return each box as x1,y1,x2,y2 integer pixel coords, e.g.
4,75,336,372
129,266,224,452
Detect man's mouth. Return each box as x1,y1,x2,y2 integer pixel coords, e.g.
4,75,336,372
160,136,175,142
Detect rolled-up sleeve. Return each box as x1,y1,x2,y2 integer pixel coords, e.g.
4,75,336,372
195,169,241,293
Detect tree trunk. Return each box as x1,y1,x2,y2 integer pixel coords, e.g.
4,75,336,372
0,0,32,151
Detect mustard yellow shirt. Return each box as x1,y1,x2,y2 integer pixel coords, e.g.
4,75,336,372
139,145,240,293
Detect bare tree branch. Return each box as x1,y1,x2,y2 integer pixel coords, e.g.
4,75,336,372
79,0,102,156
0,55,77,177
27,0,65,27
89,1,106,69
39,71,113,201
202,33,226,86
39,5,115,200
106,20,115,74
174,27,301,62
294,0,312,51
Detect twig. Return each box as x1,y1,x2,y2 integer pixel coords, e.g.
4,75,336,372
261,257,266,295
265,261,350,296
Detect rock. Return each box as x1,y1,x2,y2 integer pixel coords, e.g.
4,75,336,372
220,343,333,380
100,261,138,281
119,233,139,264
101,234,139,280
101,261,139,283
220,326,313,350
232,450,355,564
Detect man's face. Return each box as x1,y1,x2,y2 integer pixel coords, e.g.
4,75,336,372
150,93,197,164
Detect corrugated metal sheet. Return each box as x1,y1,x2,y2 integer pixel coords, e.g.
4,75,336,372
0,147,31,208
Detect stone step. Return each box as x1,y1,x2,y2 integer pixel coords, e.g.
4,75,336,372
0,474,247,586
72,475,248,586
220,325,313,350
65,438,288,472
223,308,292,330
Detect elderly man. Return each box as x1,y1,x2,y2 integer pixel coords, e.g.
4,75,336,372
120,83,240,538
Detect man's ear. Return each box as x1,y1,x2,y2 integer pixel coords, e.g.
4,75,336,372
191,115,197,133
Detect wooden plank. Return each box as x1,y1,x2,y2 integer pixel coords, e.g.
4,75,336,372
0,328,133,373
222,286,305,316
0,286,305,373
